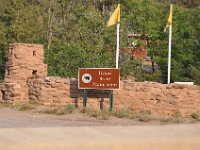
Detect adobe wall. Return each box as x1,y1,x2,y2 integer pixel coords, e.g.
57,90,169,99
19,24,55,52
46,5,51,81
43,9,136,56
27,76,71,106
4,43,47,101
27,76,200,117
115,81,200,117
5,43,47,83
27,76,102,108
0,83,21,103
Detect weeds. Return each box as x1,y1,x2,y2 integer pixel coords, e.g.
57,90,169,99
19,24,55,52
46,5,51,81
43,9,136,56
173,111,182,118
12,103,35,111
82,108,111,120
37,104,76,115
66,104,75,114
171,111,185,123
137,110,152,122
112,108,135,119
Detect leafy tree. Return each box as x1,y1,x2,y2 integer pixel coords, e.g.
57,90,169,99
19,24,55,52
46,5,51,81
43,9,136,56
0,0,199,84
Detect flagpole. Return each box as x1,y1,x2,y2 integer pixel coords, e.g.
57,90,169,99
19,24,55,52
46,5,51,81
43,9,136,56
116,23,120,69
167,4,173,84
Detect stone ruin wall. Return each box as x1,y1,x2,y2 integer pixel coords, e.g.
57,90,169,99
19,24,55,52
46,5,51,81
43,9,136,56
0,83,21,103
26,76,200,117
0,43,200,117
116,81,200,117
27,76,104,108
4,43,47,101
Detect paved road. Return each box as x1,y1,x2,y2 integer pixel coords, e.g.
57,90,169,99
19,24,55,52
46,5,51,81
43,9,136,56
0,108,200,150
0,124,200,150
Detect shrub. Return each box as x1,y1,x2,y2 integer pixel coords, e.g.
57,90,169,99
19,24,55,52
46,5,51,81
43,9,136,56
66,104,75,114
191,113,199,120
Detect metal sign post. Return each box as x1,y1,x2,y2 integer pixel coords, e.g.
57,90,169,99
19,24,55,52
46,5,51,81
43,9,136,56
109,90,113,111
83,89,87,108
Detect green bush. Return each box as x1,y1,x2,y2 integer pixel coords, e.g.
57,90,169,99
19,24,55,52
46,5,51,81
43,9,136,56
191,113,199,120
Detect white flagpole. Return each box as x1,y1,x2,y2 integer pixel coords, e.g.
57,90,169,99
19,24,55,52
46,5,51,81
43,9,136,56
167,4,173,84
116,23,120,69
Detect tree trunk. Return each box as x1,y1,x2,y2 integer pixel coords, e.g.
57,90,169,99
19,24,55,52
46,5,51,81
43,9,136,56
61,0,66,27
47,0,54,50
146,37,155,73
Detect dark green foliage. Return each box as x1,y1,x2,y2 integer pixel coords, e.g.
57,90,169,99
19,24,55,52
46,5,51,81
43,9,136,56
191,113,199,120
0,0,199,83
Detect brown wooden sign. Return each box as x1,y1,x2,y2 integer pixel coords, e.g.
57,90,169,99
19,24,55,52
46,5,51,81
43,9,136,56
78,68,120,89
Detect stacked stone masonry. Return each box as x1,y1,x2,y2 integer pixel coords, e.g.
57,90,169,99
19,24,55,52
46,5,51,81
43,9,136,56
0,43,199,117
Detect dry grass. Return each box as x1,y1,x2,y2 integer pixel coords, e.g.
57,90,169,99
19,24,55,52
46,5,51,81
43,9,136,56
36,104,76,115
0,103,12,108
81,108,111,120
1,102,198,124
112,108,135,119
137,110,152,122
12,103,36,111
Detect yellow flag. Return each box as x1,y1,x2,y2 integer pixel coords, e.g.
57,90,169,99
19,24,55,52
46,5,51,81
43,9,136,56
107,4,120,27
164,4,173,33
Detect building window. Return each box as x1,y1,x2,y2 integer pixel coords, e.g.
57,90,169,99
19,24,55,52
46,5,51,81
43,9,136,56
33,50,36,56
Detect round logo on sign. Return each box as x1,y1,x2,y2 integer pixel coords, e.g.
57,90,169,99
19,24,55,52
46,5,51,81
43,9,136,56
82,73,92,83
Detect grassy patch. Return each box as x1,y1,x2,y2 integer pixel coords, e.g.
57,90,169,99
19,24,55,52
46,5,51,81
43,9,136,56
37,104,76,115
82,108,111,120
12,103,36,111
112,108,135,119
66,104,75,114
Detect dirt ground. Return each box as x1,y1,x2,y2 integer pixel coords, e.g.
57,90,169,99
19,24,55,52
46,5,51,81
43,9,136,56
0,105,199,128
0,107,200,150
0,107,154,128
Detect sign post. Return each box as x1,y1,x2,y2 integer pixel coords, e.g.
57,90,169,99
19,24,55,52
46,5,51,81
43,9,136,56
78,68,120,111
83,89,87,108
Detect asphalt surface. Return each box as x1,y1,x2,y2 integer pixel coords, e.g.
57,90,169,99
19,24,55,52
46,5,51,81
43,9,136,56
0,125,200,150
0,108,200,150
